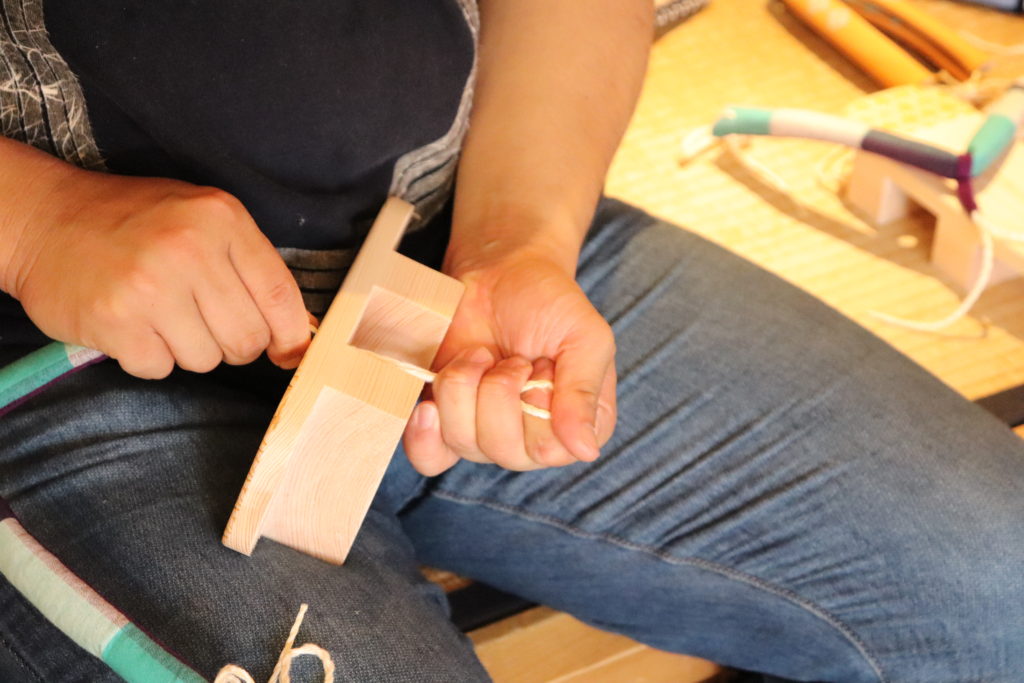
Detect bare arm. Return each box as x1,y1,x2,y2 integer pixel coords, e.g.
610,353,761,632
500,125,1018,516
404,0,653,474
0,137,70,296
446,0,654,277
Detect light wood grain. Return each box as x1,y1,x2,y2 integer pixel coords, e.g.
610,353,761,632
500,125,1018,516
471,607,723,683
553,647,727,683
846,115,1024,291
260,387,407,561
223,198,464,564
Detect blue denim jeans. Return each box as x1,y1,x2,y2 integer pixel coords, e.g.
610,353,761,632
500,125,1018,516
2,199,1023,682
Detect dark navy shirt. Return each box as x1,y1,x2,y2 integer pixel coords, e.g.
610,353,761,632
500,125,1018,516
44,0,475,249
1,1,475,344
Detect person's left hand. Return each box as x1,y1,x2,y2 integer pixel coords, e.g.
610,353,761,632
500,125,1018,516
402,250,617,475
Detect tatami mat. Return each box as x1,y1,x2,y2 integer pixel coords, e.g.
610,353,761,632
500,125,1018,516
608,0,1024,400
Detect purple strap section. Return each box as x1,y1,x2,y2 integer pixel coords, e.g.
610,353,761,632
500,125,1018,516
956,153,978,214
863,130,961,178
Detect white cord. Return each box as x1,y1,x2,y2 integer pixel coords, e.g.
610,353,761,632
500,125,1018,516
688,135,1018,333
694,132,1021,333
215,604,335,683
870,210,1023,332
815,146,853,194
722,135,793,195
677,102,1023,335
363,349,554,420
678,124,718,163
869,213,995,332
306,324,553,420
959,30,1024,57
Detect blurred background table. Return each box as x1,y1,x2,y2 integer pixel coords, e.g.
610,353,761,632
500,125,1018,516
609,0,1024,401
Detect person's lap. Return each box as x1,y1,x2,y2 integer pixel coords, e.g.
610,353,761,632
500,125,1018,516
403,199,1024,681
0,348,488,681
2,198,1022,682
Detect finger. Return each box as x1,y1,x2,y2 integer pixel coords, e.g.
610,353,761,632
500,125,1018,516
403,401,460,476
476,356,534,470
152,292,224,373
228,228,310,369
595,362,618,447
551,329,615,462
193,263,271,366
523,358,577,468
433,346,494,462
108,326,176,380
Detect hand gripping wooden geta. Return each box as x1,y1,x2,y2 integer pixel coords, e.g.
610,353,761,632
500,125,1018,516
223,197,464,564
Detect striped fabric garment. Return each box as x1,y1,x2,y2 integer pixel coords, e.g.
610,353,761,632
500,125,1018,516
655,0,711,35
0,498,206,682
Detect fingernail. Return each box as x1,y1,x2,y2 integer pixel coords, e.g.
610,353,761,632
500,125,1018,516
279,359,299,371
508,356,532,371
577,429,601,462
276,354,301,370
533,357,555,374
414,402,437,430
468,347,493,364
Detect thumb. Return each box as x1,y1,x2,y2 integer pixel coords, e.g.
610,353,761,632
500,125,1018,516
551,331,615,462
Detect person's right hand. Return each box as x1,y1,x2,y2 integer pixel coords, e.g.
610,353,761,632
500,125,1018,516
6,166,310,378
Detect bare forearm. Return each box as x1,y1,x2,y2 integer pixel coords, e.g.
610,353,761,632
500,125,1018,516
445,0,653,277
0,136,77,296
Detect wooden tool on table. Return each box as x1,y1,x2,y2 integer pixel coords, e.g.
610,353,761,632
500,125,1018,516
223,197,464,564
778,0,990,87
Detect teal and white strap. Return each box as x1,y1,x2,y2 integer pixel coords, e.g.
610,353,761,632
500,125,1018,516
0,342,105,416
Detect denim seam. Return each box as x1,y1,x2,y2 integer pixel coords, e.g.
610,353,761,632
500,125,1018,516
0,631,45,682
432,489,888,683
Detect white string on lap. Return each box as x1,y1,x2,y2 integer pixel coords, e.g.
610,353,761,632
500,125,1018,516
215,604,335,683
